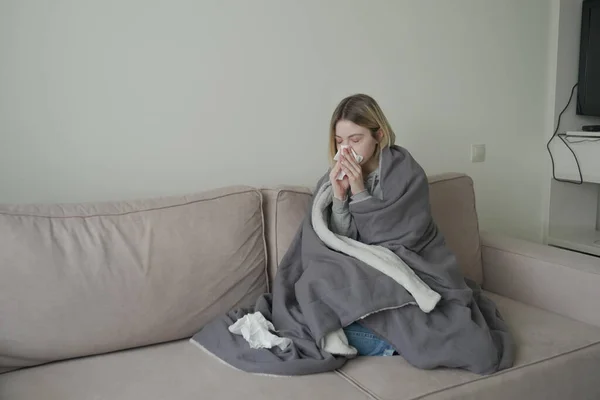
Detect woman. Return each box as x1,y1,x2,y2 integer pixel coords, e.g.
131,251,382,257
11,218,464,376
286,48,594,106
192,94,514,376
327,93,400,356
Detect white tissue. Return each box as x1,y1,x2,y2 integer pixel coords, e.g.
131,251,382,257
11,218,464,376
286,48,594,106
333,145,363,180
228,312,292,351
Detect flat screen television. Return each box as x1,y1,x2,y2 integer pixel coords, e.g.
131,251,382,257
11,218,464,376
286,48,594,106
578,0,600,117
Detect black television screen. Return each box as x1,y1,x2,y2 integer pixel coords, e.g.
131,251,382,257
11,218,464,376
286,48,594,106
577,0,600,117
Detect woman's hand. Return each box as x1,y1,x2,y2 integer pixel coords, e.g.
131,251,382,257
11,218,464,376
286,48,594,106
340,147,365,195
329,160,350,201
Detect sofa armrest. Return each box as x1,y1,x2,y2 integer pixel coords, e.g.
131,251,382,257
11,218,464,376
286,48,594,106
481,231,600,328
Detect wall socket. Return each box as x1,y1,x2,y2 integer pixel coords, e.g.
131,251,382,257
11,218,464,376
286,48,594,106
471,144,486,162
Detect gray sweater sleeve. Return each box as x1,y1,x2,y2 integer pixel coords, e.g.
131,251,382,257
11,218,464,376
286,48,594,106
328,169,378,238
328,193,370,239
350,190,372,204
329,196,354,238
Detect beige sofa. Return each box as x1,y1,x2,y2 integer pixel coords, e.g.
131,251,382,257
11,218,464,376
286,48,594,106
1,173,600,400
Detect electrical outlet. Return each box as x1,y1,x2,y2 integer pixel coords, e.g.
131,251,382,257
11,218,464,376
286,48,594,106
471,144,486,162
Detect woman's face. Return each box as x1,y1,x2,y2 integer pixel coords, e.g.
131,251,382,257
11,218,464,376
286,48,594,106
334,120,381,165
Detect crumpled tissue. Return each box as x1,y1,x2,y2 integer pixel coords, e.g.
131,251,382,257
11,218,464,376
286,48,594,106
333,145,363,180
228,312,292,351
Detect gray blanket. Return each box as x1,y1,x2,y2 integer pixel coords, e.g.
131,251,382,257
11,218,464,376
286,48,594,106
191,145,515,376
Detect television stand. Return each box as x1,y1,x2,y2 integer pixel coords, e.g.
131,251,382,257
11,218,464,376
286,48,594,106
546,131,600,257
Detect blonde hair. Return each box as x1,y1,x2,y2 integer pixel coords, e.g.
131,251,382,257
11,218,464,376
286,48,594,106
328,94,396,163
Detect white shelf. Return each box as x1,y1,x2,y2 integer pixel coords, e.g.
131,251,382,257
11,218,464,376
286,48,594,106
551,131,600,185
552,172,600,185
547,228,600,257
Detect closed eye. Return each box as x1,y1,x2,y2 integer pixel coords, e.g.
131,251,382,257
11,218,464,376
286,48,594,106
336,133,364,143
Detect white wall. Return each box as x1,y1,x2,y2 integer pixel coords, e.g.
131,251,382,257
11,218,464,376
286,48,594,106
0,0,554,241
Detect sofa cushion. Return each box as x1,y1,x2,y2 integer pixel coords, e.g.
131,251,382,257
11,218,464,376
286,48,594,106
0,186,268,372
262,173,483,287
336,292,600,400
0,340,371,400
261,187,312,284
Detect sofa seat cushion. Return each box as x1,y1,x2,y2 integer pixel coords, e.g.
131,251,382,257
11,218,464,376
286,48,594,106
0,340,371,400
337,292,600,400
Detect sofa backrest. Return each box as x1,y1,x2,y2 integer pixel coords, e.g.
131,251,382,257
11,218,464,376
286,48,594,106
261,186,313,284
0,173,481,373
0,186,267,373
261,173,483,287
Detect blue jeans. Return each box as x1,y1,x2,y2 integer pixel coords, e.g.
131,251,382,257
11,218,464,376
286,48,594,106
343,322,396,356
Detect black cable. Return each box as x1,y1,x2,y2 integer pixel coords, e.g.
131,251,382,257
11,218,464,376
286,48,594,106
546,83,583,184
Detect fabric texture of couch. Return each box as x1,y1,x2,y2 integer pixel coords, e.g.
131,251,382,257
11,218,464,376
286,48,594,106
1,173,600,399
